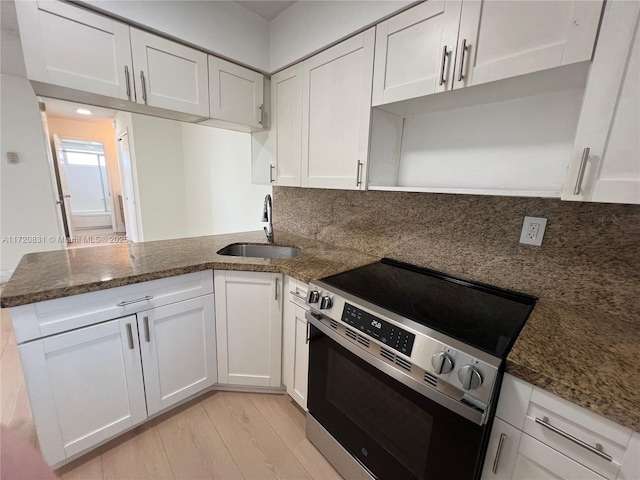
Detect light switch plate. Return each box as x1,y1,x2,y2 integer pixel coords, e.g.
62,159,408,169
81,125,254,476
520,216,547,246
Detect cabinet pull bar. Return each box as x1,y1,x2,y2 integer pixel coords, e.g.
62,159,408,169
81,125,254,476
275,278,279,301
124,65,131,100
117,295,153,307
305,321,311,344
458,39,468,82
269,164,275,183
534,416,612,461
356,160,363,187
258,104,264,126
126,323,134,349
144,316,150,342
439,46,449,86
289,290,307,301
573,147,590,195
491,433,507,474
140,71,147,104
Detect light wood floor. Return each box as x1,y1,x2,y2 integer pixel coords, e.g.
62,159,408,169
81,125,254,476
0,303,341,480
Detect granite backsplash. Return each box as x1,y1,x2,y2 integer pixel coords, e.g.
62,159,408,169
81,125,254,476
273,187,640,325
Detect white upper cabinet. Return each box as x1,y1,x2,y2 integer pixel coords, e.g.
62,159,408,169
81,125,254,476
372,0,604,106
271,63,304,186
130,28,209,118
15,0,133,100
456,0,604,89
372,1,462,105
208,56,265,128
302,28,375,190
562,1,640,204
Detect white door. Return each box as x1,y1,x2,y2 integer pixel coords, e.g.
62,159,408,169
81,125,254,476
15,0,133,100
372,1,462,105
511,434,606,480
209,56,265,128
18,316,146,466
116,131,139,242
130,28,209,117
139,295,216,416
481,418,522,480
455,0,603,89
301,28,375,190
272,64,303,186
214,271,282,387
52,134,74,238
562,1,640,204
290,304,309,409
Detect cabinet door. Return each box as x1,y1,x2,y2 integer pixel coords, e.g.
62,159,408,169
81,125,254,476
372,1,462,105
18,316,146,466
481,418,522,480
272,64,303,186
130,28,209,117
214,271,283,387
15,0,133,100
209,56,264,128
139,295,216,416
290,305,309,409
562,1,640,204
301,28,375,190
512,434,606,480
455,0,603,89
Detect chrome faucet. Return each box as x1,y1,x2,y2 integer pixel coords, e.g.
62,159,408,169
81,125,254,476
262,194,274,243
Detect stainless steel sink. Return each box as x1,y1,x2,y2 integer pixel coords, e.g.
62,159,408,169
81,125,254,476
217,243,301,259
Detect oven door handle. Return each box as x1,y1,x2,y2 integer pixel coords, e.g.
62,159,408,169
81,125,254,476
305,312,487,426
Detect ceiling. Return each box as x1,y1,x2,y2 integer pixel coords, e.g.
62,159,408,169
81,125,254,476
235,1,296,21
42,98,118,123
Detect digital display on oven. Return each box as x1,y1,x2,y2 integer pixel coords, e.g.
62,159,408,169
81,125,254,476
342,303,415,356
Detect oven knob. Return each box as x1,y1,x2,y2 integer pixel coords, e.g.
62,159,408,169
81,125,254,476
431,352,454,375
307,290,320,304
458,365,483,390
319,295,333,310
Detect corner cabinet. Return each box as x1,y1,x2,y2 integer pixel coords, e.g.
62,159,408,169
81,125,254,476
12,271,216,467
373,0,604,105
301,28,375,190
562,1,640,204
214,271,283,387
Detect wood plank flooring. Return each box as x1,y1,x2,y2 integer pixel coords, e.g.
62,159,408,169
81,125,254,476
0,302,341,480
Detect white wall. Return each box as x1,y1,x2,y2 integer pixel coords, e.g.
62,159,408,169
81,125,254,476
130,115,188,241
79,0,270,73
0,74,64,281
269,1,414,71
181,123,272,236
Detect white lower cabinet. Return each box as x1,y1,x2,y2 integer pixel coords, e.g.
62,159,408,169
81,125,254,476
483,374,635,480
282,276,309,409
214,270,283,387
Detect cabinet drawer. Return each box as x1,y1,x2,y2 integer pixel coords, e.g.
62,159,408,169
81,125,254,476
288,278,309,310
523,388,632,479
10,270,213,343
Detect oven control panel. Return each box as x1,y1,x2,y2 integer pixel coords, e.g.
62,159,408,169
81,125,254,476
342,303,416,356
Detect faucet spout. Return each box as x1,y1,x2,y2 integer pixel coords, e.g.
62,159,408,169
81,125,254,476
263,194,274,244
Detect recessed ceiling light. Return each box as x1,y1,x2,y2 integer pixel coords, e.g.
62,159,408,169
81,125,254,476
76,108,92,115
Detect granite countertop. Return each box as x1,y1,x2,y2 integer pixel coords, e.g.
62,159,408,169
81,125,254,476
2,230,638,433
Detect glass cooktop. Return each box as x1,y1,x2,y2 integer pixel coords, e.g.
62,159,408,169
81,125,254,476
320,258,537,359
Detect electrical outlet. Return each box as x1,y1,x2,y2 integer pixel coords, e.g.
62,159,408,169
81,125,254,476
520,216,547,246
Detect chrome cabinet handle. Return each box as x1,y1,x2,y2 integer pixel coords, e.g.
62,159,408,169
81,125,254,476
439,46,449,86
125,65,131,100
117,295,153,307
492,433,507,474
258,104,264,126
573,147,590,195
269,164,275,183
274,278,279,301
356,160,363,187
305,321,311,344
126,323,134,349
140,71,147,103
143,316,150,342
289,290,307,301
535,416,612,462
458,39,469,82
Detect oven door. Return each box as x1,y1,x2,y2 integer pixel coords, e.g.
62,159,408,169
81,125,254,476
307,318,487,480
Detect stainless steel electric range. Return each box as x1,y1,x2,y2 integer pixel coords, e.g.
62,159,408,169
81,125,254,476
304,258,537,480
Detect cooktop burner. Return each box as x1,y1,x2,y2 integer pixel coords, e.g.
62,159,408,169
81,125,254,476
320,258,537,359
